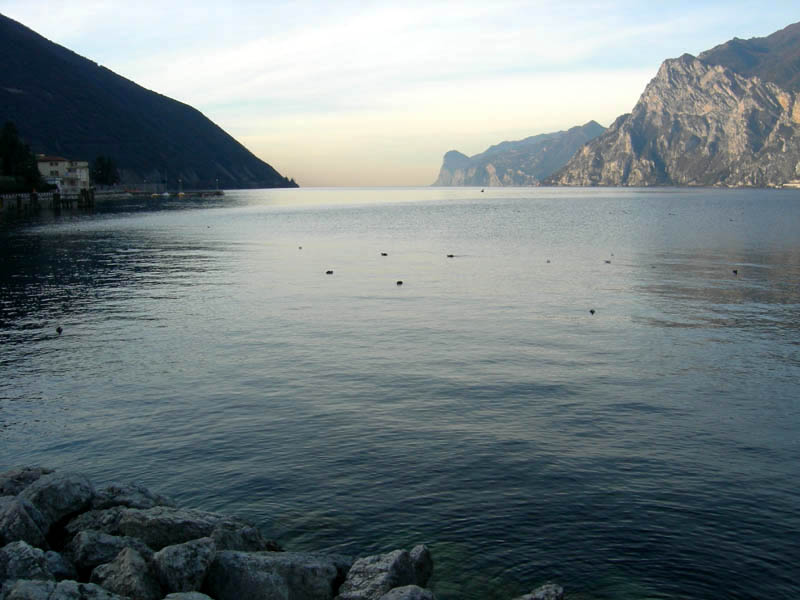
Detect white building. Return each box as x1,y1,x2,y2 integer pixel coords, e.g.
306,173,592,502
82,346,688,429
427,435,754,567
36,155,90,194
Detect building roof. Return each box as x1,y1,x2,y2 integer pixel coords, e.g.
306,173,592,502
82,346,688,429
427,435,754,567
36,155,70,162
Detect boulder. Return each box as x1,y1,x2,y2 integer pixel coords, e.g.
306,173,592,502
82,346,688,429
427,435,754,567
43,552,77,581
66,506,278,552
0,498,48,549
378,585,436,600
336,550,416,600
164,594,215,600
205,550,345,600
66,530,153,572
18,473,94,532
408,545,432,588
0,541,54,583
513,583,564,600
0,579,128,599
0,468,53,497
153,537,216,593
89,547,161,600
91,482,175,511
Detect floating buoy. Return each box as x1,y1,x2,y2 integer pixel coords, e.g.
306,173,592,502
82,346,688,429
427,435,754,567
325,270,333,275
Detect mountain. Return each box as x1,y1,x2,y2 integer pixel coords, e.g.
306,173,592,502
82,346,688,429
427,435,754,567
550,22,800,188
432,121,605,186
0,14,296,189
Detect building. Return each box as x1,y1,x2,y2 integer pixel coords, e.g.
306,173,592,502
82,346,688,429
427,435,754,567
36,155,90,194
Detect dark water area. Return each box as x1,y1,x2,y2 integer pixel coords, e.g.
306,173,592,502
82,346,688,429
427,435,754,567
1,187,799,599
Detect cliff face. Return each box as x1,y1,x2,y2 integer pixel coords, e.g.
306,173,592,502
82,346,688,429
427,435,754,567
0,14,297,189
433,121,605,186
550,54,800,187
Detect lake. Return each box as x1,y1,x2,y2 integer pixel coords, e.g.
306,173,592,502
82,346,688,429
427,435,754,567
1,186,799,599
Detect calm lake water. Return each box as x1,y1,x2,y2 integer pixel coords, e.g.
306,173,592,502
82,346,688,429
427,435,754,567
1,187,799,599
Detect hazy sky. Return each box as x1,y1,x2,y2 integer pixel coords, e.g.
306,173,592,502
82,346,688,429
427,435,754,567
2,2,798,186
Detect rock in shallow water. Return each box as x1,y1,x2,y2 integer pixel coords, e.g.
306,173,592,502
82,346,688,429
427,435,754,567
512,583,564,600
0,469,53,497
408,545,432,588
91,482,176,511
66,529,154,573
204,550,346,600
336,549,416,600
378,585,436,600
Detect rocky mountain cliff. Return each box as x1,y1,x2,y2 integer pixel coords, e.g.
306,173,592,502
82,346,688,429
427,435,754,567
0,14,296,189
433,121,605,186
549,22,800,188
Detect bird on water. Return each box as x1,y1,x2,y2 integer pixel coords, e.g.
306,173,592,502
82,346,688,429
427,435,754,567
326,270,333,275
396,281,403,286
56,326,63,334
589,309,596,315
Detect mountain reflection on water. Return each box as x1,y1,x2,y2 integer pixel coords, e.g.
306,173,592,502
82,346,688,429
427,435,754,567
1,187,799,600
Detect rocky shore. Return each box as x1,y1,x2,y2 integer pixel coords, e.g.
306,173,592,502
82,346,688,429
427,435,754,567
0,467,563,600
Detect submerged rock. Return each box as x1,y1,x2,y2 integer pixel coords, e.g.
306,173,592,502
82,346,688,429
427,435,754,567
89,547,161,600
513,583,565,600
408,545,432,588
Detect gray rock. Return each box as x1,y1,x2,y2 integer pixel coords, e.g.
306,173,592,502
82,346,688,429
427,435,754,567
44,552,77,581
66,530,153,572
205,550,344,600
0,541,54,583
0,497,48,549
65,506,277,552
18,472,94,532
90,547,161,600
513,583,564,600
153,537,215,593
163,594,214,600
0,468,53,497
378,585,435,600
408,545,432,588
0,579,128,599
336,550,416,600
91,483,176,511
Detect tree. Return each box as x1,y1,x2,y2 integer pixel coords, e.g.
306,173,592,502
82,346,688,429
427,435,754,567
0,121,44,192
91,155,120,186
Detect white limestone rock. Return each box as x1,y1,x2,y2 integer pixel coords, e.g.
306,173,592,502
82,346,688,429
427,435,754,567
0,541,54,583
378,585,436,600
153,537,216,593
91,483,176,511
66,530,153,572
0,498,48,549
89,547,160,600
336,550,416,600
18,473,94,532
0,579,128,599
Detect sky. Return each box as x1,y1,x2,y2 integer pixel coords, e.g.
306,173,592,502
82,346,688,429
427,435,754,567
1,2,799,186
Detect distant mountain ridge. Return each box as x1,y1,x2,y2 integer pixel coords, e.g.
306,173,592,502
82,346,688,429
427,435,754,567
0,14,296,189
432,121,605,186
549,22,800,188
